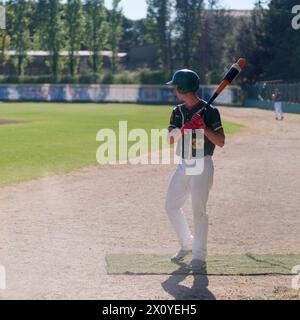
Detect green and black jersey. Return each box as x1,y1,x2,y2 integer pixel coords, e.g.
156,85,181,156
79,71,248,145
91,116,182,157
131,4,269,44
169,100,223,158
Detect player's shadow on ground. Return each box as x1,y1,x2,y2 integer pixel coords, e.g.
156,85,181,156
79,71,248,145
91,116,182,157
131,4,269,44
161,263,216,300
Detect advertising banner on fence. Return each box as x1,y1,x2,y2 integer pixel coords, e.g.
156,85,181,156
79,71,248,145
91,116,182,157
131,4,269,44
0,85,239,105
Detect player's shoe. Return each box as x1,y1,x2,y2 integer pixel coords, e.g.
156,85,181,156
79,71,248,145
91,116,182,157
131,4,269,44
185,259,206,272
171,249,192,263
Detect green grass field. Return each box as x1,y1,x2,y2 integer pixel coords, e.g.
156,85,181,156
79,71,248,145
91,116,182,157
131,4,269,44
0,103,243,186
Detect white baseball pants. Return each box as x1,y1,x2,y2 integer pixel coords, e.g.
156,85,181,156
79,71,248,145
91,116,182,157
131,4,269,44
165,156,214,261
275,102,283,120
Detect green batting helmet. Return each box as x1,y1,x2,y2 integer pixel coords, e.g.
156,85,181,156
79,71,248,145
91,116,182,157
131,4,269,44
167,69,200,93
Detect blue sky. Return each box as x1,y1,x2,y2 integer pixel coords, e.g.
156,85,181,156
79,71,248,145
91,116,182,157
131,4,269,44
105,0,264,20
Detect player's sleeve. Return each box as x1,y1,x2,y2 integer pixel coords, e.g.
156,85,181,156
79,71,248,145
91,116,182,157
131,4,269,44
169,108,182,129
206,107,223,131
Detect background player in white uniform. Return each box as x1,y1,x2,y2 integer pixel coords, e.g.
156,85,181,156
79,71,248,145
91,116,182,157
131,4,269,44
272,89,284,121
166,69,225,271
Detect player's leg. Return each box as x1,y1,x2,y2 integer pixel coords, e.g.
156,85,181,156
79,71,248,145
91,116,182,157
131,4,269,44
165,164,193,252
278,102,283,120
274,102,279,120
190,157,214,262
275,102,283,120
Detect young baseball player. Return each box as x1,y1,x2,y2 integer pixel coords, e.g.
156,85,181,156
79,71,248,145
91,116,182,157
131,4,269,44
165,69,225,271
272,89,284,121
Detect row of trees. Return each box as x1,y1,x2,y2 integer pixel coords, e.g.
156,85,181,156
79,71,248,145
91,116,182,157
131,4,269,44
145,0,300,84
0,0,123,79
233,0,300,83
0,0,299,84
145,0,240,82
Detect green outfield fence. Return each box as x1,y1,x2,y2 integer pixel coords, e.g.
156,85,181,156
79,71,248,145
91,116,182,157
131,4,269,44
245,82,300,114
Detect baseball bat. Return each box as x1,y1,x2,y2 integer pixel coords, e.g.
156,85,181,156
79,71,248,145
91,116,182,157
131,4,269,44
204,58,246,108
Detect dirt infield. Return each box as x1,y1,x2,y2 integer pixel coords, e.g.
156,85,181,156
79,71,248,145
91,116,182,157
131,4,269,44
0,107,299,300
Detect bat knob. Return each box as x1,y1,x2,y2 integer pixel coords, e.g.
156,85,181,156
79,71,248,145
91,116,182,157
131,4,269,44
237,58,246,69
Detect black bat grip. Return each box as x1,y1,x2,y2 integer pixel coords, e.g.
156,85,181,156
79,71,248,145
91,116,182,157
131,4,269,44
224,63,242,83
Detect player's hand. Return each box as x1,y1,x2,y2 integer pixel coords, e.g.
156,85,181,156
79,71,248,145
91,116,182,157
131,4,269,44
180,122,193,135
190,113,206,130
181,114,206,134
